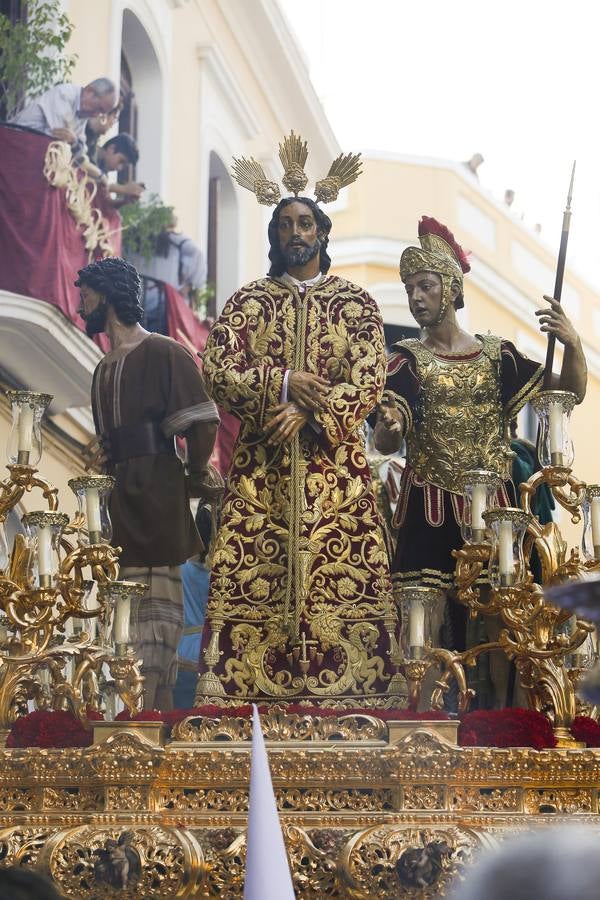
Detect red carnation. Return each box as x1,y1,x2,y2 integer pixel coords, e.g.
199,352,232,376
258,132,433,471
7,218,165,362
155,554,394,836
7,709,98,749
571,715,600,747
459,708,556,749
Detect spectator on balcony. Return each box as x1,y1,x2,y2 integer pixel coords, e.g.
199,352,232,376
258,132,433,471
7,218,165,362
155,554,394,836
85,101,122,163
80,112,144,206
96,134,145,206
10,77,117,154
128,212,207,332
95,133,139,176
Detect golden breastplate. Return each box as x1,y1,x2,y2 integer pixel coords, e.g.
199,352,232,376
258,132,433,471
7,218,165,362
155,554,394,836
402,336,512,493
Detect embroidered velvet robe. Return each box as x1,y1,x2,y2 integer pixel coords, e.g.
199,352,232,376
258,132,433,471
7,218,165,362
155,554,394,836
197,275,402,706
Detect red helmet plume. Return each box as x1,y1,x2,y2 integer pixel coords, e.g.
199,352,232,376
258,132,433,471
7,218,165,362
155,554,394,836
418,216,471,274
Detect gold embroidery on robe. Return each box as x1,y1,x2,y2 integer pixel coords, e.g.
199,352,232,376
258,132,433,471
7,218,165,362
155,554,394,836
197,276,403,706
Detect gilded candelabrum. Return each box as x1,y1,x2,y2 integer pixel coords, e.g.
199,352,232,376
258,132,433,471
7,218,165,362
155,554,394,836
0,391,144,732
450,392,599,745
390,586,475,714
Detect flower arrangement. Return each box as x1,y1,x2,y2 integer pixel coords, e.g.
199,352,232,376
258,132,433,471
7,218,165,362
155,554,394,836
6,708,103,749
458,708,557,749
570,715,600,747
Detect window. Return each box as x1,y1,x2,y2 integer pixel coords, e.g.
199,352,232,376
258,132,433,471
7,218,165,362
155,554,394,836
118,52,138,184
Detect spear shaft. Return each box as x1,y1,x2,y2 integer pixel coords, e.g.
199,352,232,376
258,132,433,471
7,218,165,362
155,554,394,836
543,161,576,388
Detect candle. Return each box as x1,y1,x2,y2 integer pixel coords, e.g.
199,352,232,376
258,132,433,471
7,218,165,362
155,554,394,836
471,483,487,531
37,525,53,578
549,401,563,462
84,583,98,642
105,687,116,721
85,487,102,542
409,598,425,649
591,497,600,558
18,403,33,455
0,619,7,644
113,593,131,645
0,527,8,572
498,519,514,580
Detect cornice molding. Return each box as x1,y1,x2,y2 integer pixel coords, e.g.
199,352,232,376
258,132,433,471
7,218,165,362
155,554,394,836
196,42,259,140
214,0,338,165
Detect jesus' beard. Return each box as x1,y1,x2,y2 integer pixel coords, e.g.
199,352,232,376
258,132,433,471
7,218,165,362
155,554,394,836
283,239,320,270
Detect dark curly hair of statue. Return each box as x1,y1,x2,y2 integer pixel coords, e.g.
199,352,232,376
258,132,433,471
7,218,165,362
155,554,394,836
267,197,332,277
74,257,143,324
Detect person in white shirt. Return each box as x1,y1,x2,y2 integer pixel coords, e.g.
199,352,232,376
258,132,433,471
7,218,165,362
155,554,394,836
10,78,117,152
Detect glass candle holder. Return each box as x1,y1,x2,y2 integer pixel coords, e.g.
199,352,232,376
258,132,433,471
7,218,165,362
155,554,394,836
397,586,444,659
483,507,531,589
100,580,147,656
532,389,577,469
581,484,600,562
21,510,69,588
6,391,52,466
68,475,115,545
460,469,501,543
0,614,9,648
0,523,9,572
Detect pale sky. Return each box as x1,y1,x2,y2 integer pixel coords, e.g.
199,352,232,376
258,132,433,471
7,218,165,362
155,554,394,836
280,0,600,289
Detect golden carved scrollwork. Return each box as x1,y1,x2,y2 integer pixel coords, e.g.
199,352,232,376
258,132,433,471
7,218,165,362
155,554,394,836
171,705,387,743
195,829,246,898
341,825,487,899
0,728,598,896
37,825,203,898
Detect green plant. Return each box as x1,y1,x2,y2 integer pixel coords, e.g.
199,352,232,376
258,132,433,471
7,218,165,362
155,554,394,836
0,1,77,121
190,283,216,319
120,194,175,261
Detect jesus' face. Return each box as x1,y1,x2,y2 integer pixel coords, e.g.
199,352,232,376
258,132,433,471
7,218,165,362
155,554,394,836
277,201,321,269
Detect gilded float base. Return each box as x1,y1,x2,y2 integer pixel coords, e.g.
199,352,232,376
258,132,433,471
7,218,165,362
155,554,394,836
0,716,599,897
92,720,166,746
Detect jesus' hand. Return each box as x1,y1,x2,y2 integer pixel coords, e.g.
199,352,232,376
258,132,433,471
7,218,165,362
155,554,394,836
288,370,330,411
264,402,309,445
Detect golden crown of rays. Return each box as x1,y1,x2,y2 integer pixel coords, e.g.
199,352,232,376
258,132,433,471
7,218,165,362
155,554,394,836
231,131,362,207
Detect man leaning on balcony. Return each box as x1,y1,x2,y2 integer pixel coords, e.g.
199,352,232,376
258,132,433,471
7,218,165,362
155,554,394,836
10,77,117,156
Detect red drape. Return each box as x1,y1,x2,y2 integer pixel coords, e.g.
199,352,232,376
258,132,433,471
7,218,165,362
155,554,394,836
164,282,238,474
0,125,238,473
0,126,121,352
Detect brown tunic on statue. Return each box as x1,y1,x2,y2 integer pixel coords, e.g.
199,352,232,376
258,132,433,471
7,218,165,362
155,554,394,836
91,332,220,699
91,332,218,567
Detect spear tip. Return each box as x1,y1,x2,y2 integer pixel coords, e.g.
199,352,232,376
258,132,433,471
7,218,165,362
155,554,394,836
566,160,576,210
